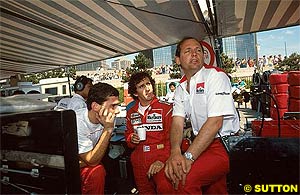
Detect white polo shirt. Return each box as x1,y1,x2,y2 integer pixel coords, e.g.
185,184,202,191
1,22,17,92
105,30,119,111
67,94,86,111
173,66,239,137
76,108,103,154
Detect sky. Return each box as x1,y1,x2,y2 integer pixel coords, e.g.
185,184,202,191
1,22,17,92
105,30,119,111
107,25,300,65
256,25,300,58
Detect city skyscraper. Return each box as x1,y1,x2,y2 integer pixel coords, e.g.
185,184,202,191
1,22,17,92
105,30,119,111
152,45,177,67
222,33,257,60
76,61,108,71
111,58,131,69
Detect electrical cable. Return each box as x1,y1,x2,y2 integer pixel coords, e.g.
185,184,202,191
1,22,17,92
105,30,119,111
1,179,31,194
248,91,281,137
257,96,265,136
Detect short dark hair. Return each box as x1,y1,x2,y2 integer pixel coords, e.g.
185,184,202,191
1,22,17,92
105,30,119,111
74,75,93,92
86,82,119,110
169,82,176,88
175,37,204,57
128,72,156,100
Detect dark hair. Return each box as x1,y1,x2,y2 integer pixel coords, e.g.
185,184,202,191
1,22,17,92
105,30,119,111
128,72,156,100
86,82,119,110
74,75,93,92
175,37,204,57
169,82,176,88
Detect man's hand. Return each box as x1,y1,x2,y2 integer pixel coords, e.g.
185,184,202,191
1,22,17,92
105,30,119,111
95,104,115,133
130,132,140,144
165,152,186,190
147,160,164,178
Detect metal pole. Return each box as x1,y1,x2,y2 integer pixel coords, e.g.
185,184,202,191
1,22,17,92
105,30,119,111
66,67,72,97
284,41,287,57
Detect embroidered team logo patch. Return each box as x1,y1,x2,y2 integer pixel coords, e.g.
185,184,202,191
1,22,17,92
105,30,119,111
130,112,140,118
196,82,205,94
131,118,141,125
143,124,163,131
146,109,163,123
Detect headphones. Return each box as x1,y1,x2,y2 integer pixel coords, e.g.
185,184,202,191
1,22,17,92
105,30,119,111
75,76,90,92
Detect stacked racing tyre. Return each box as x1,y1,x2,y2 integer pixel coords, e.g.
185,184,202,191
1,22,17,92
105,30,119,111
269,73,289,119
288,71,300,112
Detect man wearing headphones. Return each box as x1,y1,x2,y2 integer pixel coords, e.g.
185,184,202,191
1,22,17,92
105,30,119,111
68,76,93,110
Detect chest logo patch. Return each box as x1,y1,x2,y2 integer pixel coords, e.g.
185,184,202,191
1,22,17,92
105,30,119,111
143,124,163,131
146,110,163,123
131,118,142,125
130,112,140,118
196,82,205,94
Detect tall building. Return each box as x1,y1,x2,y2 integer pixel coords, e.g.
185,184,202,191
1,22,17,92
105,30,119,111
222,33,257,60
111,58,131,70
76,61,108,71
152,45,177,67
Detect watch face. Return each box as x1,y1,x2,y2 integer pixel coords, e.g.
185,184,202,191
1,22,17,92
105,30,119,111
184,152,192,160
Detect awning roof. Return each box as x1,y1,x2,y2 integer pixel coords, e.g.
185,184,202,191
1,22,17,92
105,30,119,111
0,0,208,79
0,0,299,80
215,0,300,37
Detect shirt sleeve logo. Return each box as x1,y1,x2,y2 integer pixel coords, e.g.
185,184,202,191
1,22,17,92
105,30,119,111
215,92,230,95
196,82,205,94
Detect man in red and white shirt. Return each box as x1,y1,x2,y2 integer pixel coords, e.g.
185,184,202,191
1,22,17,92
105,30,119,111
125,72,177,194
165,37,239,194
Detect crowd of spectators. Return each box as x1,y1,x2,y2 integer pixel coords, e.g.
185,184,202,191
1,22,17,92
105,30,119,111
234,54,286,71
85,65,176,83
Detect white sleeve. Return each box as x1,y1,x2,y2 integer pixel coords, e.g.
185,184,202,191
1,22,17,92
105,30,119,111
172,86,185,117
76,114,93,154
207,72,236,118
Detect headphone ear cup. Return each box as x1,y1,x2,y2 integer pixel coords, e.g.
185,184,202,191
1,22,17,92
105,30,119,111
76,82,84,91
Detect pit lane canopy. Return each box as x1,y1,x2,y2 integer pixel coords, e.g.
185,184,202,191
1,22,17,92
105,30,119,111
0,0,299,79
215,0,300,38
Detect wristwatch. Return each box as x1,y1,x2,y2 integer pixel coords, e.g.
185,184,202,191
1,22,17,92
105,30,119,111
184,152,195,162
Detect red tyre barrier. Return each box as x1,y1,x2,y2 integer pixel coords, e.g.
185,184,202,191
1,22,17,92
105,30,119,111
288,98,300,112
252,119,300,137
288,71,300,86
270,107,288,120
271,93,289,109
271,84,289,94
269,73,288,85
289,86,300,99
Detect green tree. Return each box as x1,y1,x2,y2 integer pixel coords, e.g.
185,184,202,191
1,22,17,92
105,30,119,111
275,53,300,71
169,60,182,79
220,53,235,74
25,66,76,84
122,52,152,82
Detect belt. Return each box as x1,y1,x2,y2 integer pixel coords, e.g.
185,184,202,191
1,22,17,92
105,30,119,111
142,143,164,152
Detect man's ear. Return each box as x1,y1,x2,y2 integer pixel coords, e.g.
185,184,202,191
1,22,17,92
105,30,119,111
175,56,181,66
91,102,100,111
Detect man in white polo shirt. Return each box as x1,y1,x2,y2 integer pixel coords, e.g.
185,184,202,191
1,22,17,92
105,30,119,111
165,37,239,194
76,82,120,194
68,75,93,110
